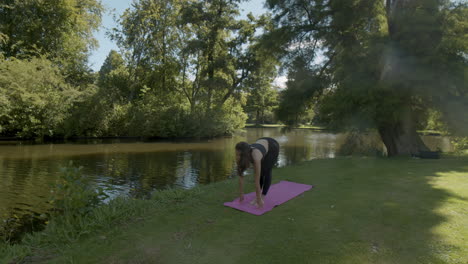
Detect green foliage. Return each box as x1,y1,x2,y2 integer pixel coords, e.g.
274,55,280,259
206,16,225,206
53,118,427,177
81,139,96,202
0,182,210,262
0,196,160,263
0,212,47,244
0,0,277,139
424,109,447,133
102,0,263,137
62,84,106,137
65,51,131,138
244,35,280,125
276,57,325,126
337,130,386,156
267,0,468,154
49,163,107,217
0,0,103,84
128,93,190,137
451,137,468,153
98,50,131,103
201,97,248,137
0,57,80,138
0,0,104,138
127,95,247,138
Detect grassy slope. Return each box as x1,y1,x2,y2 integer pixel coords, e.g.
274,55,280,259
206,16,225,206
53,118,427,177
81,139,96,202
8,157,468,263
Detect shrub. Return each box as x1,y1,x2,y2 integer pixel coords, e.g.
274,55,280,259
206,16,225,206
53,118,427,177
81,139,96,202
49,163,107,216
0,57,80,138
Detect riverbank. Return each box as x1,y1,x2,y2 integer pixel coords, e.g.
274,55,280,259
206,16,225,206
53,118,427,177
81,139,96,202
244,123,326,130
0,127,447,143
2,156,467,263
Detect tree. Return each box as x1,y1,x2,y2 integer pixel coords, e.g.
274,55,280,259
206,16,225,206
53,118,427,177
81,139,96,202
112,0,184,99
98,50,131,103
0,0,104,85
266,0,467,156
109,0,276,137
245,84,279,125
180,1,276,114
276,56,325,126
244,43,280,125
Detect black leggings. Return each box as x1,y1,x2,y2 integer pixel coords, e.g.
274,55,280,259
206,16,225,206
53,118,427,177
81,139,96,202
259,137,280,195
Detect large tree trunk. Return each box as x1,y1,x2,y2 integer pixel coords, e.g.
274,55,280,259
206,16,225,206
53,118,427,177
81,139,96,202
377,106,429,156
378,0,430,156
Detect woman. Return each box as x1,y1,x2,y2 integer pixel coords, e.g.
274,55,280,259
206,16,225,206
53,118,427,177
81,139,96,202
235,137,280,208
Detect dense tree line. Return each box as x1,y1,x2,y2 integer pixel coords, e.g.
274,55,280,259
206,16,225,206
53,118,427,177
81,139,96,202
0,0,279,139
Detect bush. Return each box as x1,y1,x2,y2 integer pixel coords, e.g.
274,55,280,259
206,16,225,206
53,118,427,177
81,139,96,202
0,57,80,138
337,130,386,156
451,137,468,154
49,163,107,216
128,94,247,138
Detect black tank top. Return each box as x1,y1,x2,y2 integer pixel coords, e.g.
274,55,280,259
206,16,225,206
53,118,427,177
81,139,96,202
250,143,267,159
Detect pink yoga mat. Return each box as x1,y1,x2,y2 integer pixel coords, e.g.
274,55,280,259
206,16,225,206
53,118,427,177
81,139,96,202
224,181,313,215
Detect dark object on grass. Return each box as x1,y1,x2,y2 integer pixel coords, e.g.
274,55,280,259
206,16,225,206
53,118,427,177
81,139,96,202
418,151,441,159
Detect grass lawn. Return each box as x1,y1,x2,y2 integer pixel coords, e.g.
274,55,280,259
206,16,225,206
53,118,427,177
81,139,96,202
5,157,468,264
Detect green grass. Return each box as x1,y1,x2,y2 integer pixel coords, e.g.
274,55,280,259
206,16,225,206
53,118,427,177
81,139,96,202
3,157,468,264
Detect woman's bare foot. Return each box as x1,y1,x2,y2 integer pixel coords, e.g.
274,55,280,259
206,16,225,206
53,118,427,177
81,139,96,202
250,196,265,208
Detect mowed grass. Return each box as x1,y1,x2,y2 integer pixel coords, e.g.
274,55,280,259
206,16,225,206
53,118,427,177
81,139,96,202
7,157,468,263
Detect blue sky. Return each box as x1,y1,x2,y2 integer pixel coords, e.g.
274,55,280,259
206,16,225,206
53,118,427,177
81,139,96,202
88,0,269,72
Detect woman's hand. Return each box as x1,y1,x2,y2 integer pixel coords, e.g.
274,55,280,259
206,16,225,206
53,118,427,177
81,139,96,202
238,176,244,203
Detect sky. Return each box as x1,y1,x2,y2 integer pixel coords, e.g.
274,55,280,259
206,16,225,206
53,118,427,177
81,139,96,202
88,0,287,88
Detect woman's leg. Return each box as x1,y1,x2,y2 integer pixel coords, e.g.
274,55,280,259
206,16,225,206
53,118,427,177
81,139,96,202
261,168,272,195
259,167,265,189
262,138,279,196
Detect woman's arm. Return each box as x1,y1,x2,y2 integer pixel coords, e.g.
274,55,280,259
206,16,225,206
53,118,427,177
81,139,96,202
238,175,244,202
252,150,264,208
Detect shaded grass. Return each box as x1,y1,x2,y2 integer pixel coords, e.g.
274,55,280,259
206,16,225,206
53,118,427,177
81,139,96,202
3,157,468,264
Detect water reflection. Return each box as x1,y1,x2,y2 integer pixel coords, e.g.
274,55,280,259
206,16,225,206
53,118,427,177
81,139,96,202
0,128,453,220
